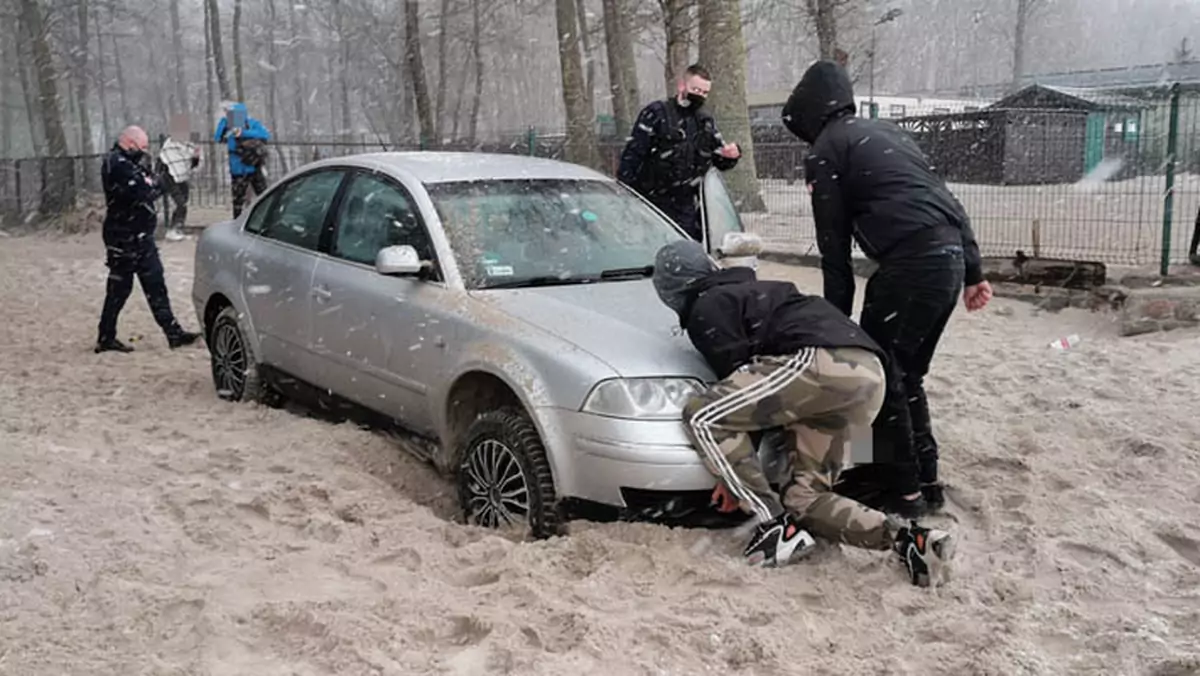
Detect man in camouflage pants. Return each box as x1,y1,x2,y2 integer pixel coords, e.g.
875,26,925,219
653,240,956,586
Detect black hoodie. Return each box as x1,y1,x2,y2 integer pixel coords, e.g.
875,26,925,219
654,241,885,380
781,61,985,317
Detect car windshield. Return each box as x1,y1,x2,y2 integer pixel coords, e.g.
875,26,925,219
425,178,686,289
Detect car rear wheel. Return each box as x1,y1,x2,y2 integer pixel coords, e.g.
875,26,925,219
209,305,282,407
456,407,561,539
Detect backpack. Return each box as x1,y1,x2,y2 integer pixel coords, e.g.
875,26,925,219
236,137,269,168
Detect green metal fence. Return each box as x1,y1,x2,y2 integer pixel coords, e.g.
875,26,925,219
3,84,1199,272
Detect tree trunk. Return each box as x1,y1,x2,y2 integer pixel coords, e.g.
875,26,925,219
334,0,351,136
233,0,245,102
74,0,94,156
576,0,596,116
170,0,187,114
601,0,640,137
451,50,470,141
555,0,600,168
468,0,483,145
289,0,307,137
108,4,131,123
404,0,435,145
1,32,12,157
434,0,452,142
1010,0,1031,92
267,0,279,135
18,36,45,155
806,0,839,60
660,0,694,96
20,0,73,214
93,5,109,143
697,0,764,211
207,0,232,100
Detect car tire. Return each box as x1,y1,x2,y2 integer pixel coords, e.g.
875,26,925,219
456,406,562,539
208,305,283,407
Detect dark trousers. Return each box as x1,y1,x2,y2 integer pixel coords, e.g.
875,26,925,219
649,192,701,242
164,175,190,230
98,236,184,343
860,246,965,496
231,171,268,218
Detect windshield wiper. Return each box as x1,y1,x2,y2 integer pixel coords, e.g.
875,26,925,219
599,265,654,280
479,275,598,290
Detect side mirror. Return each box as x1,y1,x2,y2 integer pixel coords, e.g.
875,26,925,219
716,232,763,258
715,232,763,270
375,245,423,276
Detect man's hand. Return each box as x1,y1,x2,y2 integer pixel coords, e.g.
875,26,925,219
233,127,243,138
717,142,740,160
710,482,740,513
963,280,993,311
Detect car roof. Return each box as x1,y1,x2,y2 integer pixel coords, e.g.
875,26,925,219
299,151,615,185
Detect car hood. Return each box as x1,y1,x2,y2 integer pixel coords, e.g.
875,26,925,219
468,279,716,380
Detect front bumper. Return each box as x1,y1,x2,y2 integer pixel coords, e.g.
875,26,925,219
536,407,717,509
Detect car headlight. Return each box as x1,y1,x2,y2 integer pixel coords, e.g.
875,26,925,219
581,378,705,420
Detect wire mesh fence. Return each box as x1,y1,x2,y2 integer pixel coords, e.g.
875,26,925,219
3,84,1199,270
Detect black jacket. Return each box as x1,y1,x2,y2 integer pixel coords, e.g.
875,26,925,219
617,99,738,203
782,61,984,317
679,267,885,380
102,144,162,241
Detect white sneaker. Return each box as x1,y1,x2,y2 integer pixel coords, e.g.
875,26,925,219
165,228,185,242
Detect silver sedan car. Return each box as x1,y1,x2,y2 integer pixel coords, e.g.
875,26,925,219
191,152,769,538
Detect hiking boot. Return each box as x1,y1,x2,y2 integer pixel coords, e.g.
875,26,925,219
921,482,946,513
743,512,817,568
167,330,202,349
94,339,134,354
894,522,956,588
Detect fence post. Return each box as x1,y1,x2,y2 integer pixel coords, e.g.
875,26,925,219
527,126,536,156
1160,82,1181,276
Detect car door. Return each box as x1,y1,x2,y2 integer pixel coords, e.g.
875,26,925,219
310,170,451,435
240,167,349,386
698,167,748,255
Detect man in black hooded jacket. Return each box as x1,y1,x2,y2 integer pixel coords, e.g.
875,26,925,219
652,240,956,587
782,61,994,518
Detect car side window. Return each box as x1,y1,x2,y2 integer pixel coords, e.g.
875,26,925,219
332,172,436,267
243,190,278,235
259,170,346,251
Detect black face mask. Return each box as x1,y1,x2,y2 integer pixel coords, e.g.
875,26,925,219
684,93,707,110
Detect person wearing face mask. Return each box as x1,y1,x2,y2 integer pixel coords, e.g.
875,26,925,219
95,125,201,354
617,63,742,241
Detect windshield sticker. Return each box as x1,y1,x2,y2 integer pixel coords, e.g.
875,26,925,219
485,265,515,277
581,210,598,223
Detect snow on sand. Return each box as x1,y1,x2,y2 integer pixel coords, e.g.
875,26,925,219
2,233,1200,675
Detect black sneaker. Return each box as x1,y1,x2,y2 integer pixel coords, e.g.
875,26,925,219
95,339,134,354
921,483,946,512
167,330,202,349
894,522,956,588
743,512,817,568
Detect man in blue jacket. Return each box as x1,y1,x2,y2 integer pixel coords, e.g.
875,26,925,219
214,102,272,218
96,126,201,353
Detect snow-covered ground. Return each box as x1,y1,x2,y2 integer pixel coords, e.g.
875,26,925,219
4,232,1199,675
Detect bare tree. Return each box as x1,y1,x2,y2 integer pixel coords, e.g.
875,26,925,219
601,0,640,136
233,0,245,101
107,4,131,123
468,0,483,144
288,0,307,136
1,26,11,157
93,4,109,141
556,0,600,168
405,0,435,144
805,0,841,60
659,0,695,95
267,0,280,134
698,0,763,211
1010,0,1046,91
207,0,232,100
74,0,94,156
334,0,351,134
20,0,72,213
576,0,597,114
435,0,452,142
169,0,187,115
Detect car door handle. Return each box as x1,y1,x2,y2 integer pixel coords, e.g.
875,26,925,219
243,261,258,273
312,286,332,300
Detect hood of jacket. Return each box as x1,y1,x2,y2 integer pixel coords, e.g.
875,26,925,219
782,60,857,144
652,240,720,317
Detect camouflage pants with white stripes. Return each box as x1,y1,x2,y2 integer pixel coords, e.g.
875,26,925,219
683,347,901,550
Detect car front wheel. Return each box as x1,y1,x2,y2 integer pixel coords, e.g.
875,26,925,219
456,407,561,539
208,305,281,407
